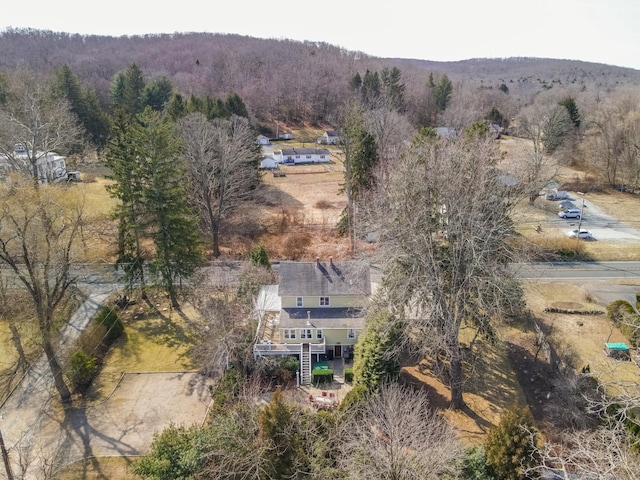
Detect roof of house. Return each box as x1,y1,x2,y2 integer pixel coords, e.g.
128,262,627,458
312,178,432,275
324,130,339,137
278,260,371,297
279,307,366,329
255,285,281,313
279,148,330,156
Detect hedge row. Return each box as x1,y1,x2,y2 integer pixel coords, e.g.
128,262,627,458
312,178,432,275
312,370,334,385
65,307,124,394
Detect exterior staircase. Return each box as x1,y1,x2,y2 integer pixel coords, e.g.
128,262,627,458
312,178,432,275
301,343,312,385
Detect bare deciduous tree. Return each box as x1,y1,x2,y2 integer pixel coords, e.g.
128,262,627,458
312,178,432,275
514,104,561,205
0,178,87,406
0,67,83,187
530,426,640,480
379,132,523,409
178,113,261,257
588,96,640,189
338,383,463,479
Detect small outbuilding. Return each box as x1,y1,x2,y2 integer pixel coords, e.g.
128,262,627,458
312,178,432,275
260,156,279,169
604,342,630,360
256,135,271,145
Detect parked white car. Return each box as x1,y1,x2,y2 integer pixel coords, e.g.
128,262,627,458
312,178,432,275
567,229,592,239
558,209,581,219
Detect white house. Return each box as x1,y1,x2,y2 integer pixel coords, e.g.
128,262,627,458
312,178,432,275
256,135,271,145
274,148,330,165
317,130,340,145
260,156,279,169
0,144,70,183
254,258,371,385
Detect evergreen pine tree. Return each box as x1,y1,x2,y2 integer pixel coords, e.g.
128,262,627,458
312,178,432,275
485,405,540,480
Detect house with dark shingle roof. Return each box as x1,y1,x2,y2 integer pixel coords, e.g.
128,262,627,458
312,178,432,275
254,258,371,385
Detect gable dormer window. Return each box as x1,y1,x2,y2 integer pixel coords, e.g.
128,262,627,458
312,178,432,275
320,296,330,306
296,297,303,307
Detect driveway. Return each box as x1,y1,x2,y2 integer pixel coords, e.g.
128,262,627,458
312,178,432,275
0,285,213,479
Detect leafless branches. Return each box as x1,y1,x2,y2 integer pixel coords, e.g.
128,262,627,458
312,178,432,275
338,383,463,479
178,113,261,258
378,133,523,408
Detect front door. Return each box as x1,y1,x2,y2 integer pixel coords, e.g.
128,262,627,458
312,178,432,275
334,345,342,358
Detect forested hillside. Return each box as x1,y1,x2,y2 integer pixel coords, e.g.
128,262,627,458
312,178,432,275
2,28,640,130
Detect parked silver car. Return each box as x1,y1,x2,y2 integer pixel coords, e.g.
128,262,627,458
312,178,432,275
558,209,581,219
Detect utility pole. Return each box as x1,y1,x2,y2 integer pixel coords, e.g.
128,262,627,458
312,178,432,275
575,192,585,250
0,427,14,480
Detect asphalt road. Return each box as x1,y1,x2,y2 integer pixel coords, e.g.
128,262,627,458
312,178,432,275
512,261,640,280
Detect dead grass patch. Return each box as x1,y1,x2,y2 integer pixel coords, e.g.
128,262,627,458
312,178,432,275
53,456,139,480
402,333,526,445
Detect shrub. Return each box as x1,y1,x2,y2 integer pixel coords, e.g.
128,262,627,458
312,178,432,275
607,299,636,324
66,351,99,393
353,309,402,393
248,243,271,269
254,356,300,385
485,405,540,480
338,384,368,412
607,299,640,345
93,307,124,346
68,307,124,393
343,367,353,383
282,232,311,260
312,369,333,385
461,446,494,480
133,424,211,479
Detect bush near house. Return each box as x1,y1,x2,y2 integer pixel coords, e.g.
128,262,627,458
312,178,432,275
66,351,99,392
312,369,334,385
343,367,353,383
65,307,124,394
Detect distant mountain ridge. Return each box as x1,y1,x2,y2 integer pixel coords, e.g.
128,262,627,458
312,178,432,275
2,28,639,124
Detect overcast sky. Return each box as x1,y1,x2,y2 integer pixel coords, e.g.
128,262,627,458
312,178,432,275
3,0,640,70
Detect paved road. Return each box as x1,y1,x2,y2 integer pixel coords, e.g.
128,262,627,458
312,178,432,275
512,261,640,280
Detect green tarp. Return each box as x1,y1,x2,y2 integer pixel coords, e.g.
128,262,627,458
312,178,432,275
605,342,629,351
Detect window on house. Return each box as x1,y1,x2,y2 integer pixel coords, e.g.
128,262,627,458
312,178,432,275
301,329,312,339
284,329,296,339
316,329,323,339
320,297,330,306
296,297,303,307
347,329,357,339
306,155,311,159
320,155,325,159
296,155,300,159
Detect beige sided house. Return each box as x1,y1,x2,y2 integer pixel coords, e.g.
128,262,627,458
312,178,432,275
254,258,371,385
